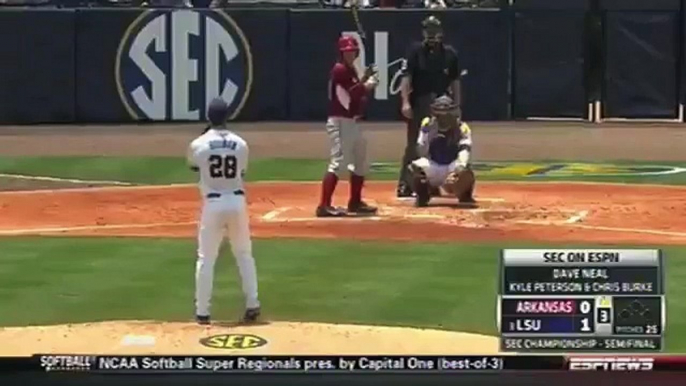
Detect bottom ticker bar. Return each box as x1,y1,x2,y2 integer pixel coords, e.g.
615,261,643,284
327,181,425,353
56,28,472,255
501,336,662,352
3,355,686,373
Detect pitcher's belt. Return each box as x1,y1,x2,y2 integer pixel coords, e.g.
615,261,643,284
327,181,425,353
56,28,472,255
206,190,244,199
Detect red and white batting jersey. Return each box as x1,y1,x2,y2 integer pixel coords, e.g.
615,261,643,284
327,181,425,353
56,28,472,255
187,128,249,197
327,62,368,118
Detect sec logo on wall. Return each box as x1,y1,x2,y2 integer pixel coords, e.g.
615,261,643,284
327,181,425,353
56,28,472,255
115,10,253,121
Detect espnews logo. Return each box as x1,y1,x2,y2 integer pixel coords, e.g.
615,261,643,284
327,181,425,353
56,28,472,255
568,357,654,371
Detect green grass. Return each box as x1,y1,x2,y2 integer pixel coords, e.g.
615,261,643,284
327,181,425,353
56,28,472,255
0,157,194,185
0,237,497,335
0,237,685,352
0,157,685,185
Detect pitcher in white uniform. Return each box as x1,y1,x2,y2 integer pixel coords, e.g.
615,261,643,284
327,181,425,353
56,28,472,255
187,98,261,325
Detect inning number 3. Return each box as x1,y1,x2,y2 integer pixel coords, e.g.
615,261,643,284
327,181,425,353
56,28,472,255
209,155,237,179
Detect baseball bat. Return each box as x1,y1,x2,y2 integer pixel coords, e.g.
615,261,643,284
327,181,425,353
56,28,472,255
350,1,377,77
350,0,366,43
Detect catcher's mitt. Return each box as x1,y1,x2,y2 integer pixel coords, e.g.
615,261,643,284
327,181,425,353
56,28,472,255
443,168,475,198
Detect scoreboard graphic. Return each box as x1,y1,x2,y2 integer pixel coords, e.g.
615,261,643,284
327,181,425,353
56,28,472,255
498,249,665,352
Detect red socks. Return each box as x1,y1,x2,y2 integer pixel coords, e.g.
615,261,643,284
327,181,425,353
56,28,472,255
350,173,364,205
319,172,339,207
319,172,365,207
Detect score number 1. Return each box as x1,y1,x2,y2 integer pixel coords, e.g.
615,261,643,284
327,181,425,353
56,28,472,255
579,300,593,333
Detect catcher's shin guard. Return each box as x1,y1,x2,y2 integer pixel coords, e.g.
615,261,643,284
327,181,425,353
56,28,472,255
409,164,430,207
456,168,476,203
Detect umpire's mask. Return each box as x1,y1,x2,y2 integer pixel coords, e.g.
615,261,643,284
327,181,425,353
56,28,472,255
422,16,443,48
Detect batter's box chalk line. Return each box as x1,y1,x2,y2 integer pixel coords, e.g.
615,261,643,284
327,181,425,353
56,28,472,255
0,221,197,236
565,210,590,224
260,205,577,225
402,213,445,219
515,210,589,226
260,206,384,223
0,173,134,186
261,207,292,221
566,224,686,238
517,208,686,238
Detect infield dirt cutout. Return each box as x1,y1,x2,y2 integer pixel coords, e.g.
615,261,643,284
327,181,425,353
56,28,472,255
1,180,686,356
0,181,685,243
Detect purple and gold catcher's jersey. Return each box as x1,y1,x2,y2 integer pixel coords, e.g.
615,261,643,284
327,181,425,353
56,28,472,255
417,117,472,165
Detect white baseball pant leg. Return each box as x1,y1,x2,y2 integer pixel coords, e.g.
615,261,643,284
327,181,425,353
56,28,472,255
225,200,260,310
195,197,259,317
326,117,369,177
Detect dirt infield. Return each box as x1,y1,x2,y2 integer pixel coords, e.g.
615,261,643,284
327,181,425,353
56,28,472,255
0,181,685,244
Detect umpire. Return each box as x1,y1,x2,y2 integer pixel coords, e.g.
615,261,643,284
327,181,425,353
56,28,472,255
397,16,462,197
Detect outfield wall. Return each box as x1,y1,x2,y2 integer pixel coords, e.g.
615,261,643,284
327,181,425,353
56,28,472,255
0,2,683,124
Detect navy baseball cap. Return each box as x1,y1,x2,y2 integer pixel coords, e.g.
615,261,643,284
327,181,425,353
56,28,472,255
207,98,230,126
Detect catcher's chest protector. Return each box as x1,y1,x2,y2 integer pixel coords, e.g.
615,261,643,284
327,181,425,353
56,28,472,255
428,128,460,165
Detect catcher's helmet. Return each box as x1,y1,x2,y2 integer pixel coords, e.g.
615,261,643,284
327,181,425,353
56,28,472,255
431,95,459,116
207,97,230,126
338,35,360,54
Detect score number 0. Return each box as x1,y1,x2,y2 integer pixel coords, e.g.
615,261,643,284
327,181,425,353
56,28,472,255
580,300,592,332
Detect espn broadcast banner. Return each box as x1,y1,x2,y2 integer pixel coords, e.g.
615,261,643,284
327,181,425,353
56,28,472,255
3,354,686,372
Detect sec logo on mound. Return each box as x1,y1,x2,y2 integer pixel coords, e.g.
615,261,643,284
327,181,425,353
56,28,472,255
116,10,253,121
199,334,267,349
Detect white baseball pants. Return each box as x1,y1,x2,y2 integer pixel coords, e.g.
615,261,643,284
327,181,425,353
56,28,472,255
195,194,259,316
326,117,369,177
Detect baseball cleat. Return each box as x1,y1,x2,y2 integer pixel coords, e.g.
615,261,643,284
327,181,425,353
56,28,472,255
414,195,430,207
414,187,431,207
241,308,261,324
459,196,477,204
196,315,211,325
411,168,430,207
396,184,414,198
459,189,477,204
316,206,346,217
414,200,429,208
347,201,378,215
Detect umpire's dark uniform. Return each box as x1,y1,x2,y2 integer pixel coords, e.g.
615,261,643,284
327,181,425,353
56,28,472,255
397,16,461,197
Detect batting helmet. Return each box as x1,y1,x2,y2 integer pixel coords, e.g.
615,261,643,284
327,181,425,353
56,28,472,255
207,97,230,126
338,36,360,54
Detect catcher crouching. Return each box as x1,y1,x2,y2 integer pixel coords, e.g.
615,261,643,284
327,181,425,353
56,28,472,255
409,95,476,207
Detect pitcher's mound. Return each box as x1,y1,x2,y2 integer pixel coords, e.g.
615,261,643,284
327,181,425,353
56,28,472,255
0,321,498,356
